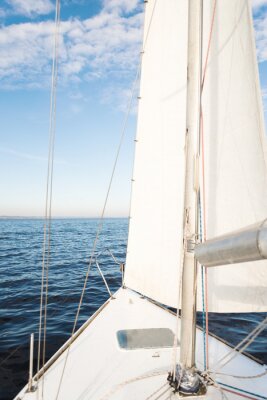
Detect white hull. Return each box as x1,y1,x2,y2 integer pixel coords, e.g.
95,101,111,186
15,288,267,400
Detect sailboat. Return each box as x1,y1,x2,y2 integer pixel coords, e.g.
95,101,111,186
14,0,267,399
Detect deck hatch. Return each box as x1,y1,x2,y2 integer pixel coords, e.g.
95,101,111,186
117,328,175,349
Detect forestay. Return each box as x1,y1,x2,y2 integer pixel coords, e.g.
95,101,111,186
125,0,267,313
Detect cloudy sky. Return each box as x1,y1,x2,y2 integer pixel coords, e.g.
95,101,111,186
0,0,267,217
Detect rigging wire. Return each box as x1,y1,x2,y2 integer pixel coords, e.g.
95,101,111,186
217,381,267,400
210,316,267,373
36,0,61,398
54,68,140,399
199,0,217,371
7,1,266,398
0,247,122,370
199,198,207,369
54,38,141,400
212,368,267,380
95,258,113,298
144,382,169,400
54,1,159,397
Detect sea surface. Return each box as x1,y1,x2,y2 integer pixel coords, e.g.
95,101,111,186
0,218,266,400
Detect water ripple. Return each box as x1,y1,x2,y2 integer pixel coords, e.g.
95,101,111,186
0,218,266,400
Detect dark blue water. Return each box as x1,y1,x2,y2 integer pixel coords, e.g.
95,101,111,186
0,218,266,400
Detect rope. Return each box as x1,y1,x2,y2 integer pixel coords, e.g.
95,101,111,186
217,381,267,400
213,381,230,400
152,386,172,400
203,373,259,400
210,317,267,373
198,192,207,370
145,382,169,400
199,318,267,400
0,344,24,367
199,0,217,370
212,369,267,380
107,248,121,265
95,258,113,298
36,1,60,398
201,0,217,90
143,0,158,48
200,107,209,369
99,369,169,400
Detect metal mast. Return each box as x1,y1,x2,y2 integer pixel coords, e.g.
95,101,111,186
180,0,203,369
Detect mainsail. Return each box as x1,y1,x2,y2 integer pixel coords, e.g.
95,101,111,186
125,0,267,312
198,0,267,312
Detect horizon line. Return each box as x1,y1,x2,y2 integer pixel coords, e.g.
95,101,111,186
0,215,129,220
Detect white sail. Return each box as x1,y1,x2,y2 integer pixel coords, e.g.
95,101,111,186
124,0,188,307
125,0,267,312
198,0,267,312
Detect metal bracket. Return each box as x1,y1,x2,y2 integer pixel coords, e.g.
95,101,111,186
167,366,207,396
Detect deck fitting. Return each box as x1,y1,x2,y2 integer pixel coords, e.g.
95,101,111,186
167,366,206,396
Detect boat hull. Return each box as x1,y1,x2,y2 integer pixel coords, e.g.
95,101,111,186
14,288,267,400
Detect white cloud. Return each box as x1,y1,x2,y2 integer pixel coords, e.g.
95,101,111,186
0,4,143,90
253,13,267,62
252,0,267,10
103,0,140,13
1,0,264,98
0,8,7,18
7,0,54,17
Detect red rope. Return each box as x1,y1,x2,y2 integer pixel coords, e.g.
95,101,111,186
222,387,260,400
200,0,217,371
202,0,217,89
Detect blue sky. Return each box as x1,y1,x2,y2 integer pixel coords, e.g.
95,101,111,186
0,0,267,217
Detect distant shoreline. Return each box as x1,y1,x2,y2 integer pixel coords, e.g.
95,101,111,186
0,216,128,220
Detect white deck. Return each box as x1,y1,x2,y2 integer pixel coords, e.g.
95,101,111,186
15,288,267,400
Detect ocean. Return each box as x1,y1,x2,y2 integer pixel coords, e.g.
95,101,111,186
0,218,266,400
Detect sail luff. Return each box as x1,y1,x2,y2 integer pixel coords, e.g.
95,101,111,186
124,0,188,307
